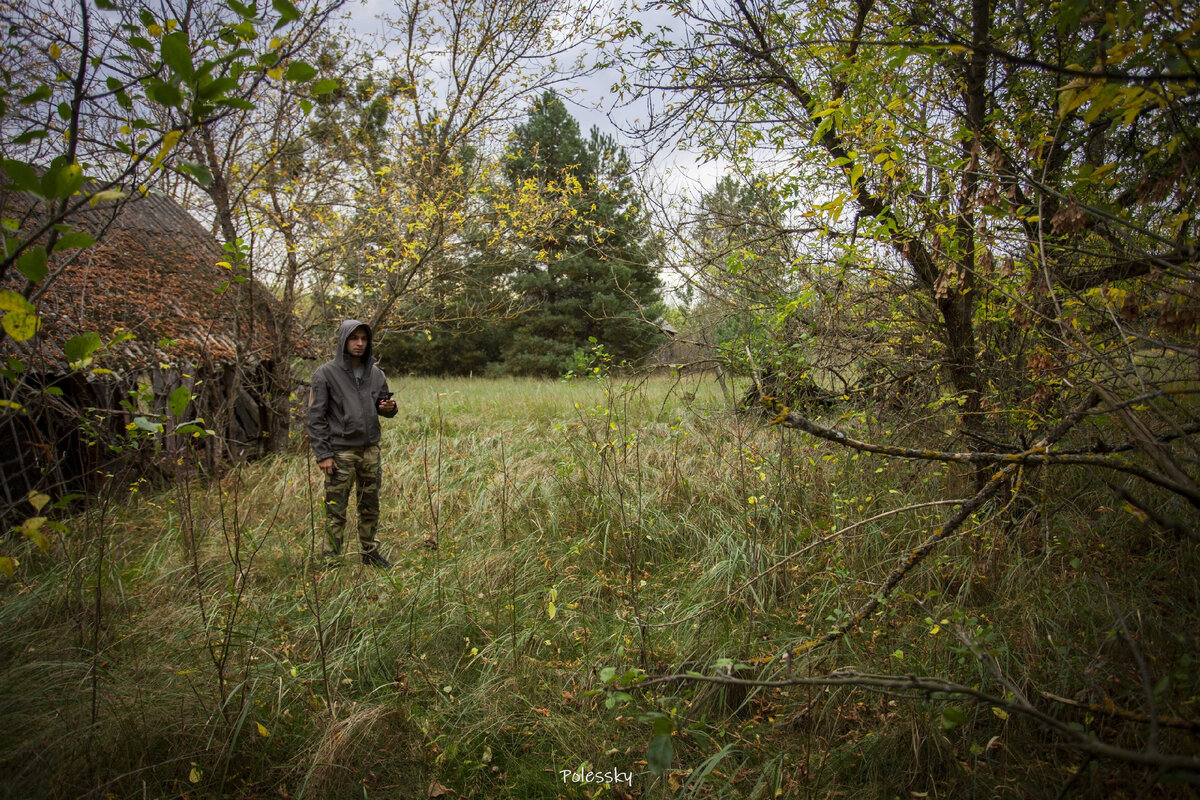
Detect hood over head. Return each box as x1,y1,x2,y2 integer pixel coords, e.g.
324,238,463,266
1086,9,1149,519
334,319,375,369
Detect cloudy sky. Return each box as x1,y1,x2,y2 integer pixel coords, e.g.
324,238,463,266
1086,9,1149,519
337,0,721,194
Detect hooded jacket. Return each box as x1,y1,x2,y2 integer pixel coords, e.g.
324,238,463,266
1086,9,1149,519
308,320,397,461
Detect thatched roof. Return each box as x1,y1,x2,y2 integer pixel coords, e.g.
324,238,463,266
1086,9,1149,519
1,186,305,373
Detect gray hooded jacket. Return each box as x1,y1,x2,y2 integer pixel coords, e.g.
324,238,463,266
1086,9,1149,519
308,320,397,461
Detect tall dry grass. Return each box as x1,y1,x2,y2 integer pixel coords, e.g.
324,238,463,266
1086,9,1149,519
0,373,1196,798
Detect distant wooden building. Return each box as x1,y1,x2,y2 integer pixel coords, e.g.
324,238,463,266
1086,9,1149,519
0,187,306,511
648,317,719,373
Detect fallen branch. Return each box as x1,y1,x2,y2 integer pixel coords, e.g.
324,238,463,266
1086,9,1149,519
763,396,1200,507
631,668,1200,776
777,390,1101,660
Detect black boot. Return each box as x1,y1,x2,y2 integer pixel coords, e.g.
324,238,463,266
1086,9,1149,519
362,549,392,568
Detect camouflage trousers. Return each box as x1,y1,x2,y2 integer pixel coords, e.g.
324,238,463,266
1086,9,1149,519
323,444,383,556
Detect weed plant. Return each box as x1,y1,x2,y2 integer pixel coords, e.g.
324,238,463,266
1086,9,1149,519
0,374,1196,798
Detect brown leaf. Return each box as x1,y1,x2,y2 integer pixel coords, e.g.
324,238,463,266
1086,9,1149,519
978,249,995,274
1050,203,1086,235
428,780,455,798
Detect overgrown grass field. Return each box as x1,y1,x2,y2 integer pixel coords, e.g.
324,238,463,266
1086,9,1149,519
2,374,1197,798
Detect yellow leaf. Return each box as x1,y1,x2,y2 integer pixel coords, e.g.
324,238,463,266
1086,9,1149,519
928,624,941,635
547,601,557,619
49,43,61,59
151,130,182,170
0,556,17,577
992,707,1009,720
20,517,50,551
189,765,202,783
256,722,270,737
2,310,40,342
268,66,284,81
0,290,34,313
89,189,127,206
28,492,50,512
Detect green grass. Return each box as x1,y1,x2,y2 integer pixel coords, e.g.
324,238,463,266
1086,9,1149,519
1,373,1197,799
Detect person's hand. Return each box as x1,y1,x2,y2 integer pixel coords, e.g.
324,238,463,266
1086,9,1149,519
317,457,335,475
378,397,397,413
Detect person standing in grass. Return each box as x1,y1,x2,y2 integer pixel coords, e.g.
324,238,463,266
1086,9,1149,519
308,319,398,567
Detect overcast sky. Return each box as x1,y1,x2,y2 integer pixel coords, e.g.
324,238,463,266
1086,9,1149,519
337,0,722,195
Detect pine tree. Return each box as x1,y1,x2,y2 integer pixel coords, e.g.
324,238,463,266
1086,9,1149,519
500,92,662,376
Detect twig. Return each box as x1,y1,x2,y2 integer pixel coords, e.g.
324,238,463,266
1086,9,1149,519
1037,691,1200,734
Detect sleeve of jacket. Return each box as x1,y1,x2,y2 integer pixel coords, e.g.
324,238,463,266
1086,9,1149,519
375,367,398,419
307,368,335,460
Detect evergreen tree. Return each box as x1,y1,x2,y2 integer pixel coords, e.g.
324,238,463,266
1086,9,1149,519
500,92,662,376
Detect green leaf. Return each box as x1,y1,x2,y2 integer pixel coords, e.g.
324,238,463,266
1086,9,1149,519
311,78,339,96
941,705,968,731
197,76,238,99
127,36,154,52
53,231,95,252
1058,0,1090,33
54,162,85,198
2,310,41,342
13,130,49,145
133,416,163,433
161,31,194,78
168,385,192,416
65,331,103,363
19,84,52,106
231,19,258,40
16,246,47,283
271,0,301,27
650,714,675,737
95,0,118,9
147,81,184,107
299,98,312,115
2,160,46,198
647,734,673,776
228,0,257,19
217,97,255,110
175,161,213,187
284,61,317,82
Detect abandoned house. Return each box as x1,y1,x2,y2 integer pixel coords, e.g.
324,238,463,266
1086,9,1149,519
0,186,306,514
